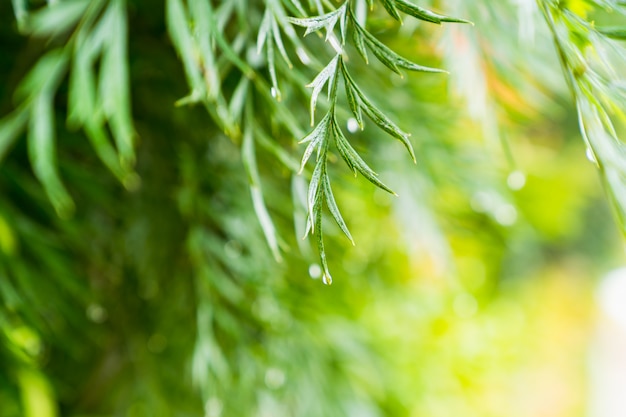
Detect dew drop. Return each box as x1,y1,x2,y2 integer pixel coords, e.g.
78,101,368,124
205,397,223,417
507,170,526,190
495,204,518,226
86,303,107,323
265,367,286,389
308,263,322,279
270,87,280,100
346,118,359,133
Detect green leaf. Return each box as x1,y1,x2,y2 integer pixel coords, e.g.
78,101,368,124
257,10,272,53
270,13,294,68
15,49,68,102
0,108,29,163
228,78,250,128
242,118,282,262
395,0,472,24
307,156,325,232
355,21,446,74
597,26,626,40
67,43,98,128
341,64,416,162
84,123,133,187
28,93,74,217
11,0,28,32
314,196,332,285
166,0,207,100
344,77,364,129
299,112,331,172
332,118,397,194
26,0,90,37
188,0,221,99
352,24,369,63
288,3,346,38
306,55,340,125
266,36,282,101
322,172,354,244
99,0,135,169
380,0,402,21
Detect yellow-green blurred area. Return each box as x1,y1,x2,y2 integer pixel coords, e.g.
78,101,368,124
1,1,625,416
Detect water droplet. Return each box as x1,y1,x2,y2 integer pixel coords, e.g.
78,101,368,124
205,397,223,417
246,46,264,68
346,118,359,133
86,303,107,323
322,272,332,285
265,367,286,389
308,263,322,279
453,293,478,318
586,147,598,164
270,87,280,100
507,170,526,190
494,204,517,226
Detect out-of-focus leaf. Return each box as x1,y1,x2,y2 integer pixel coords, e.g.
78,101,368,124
166,0,207,101
0,108,29,163
11,0,28,32
17,368,58,417
270,12,294,68
242,116,282,262
266,35,282,101
26,0,90,37
380,0,401,21
14,49,68,102
28,93,74,217
188,0,221,100
98,0,134,168
597,26,626,40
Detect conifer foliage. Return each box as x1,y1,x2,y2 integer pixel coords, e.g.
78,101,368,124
1,0,626,416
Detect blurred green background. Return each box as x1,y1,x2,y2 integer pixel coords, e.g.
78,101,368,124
0,0,624,416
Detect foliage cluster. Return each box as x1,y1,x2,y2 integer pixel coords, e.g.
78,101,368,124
0,0,625,416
